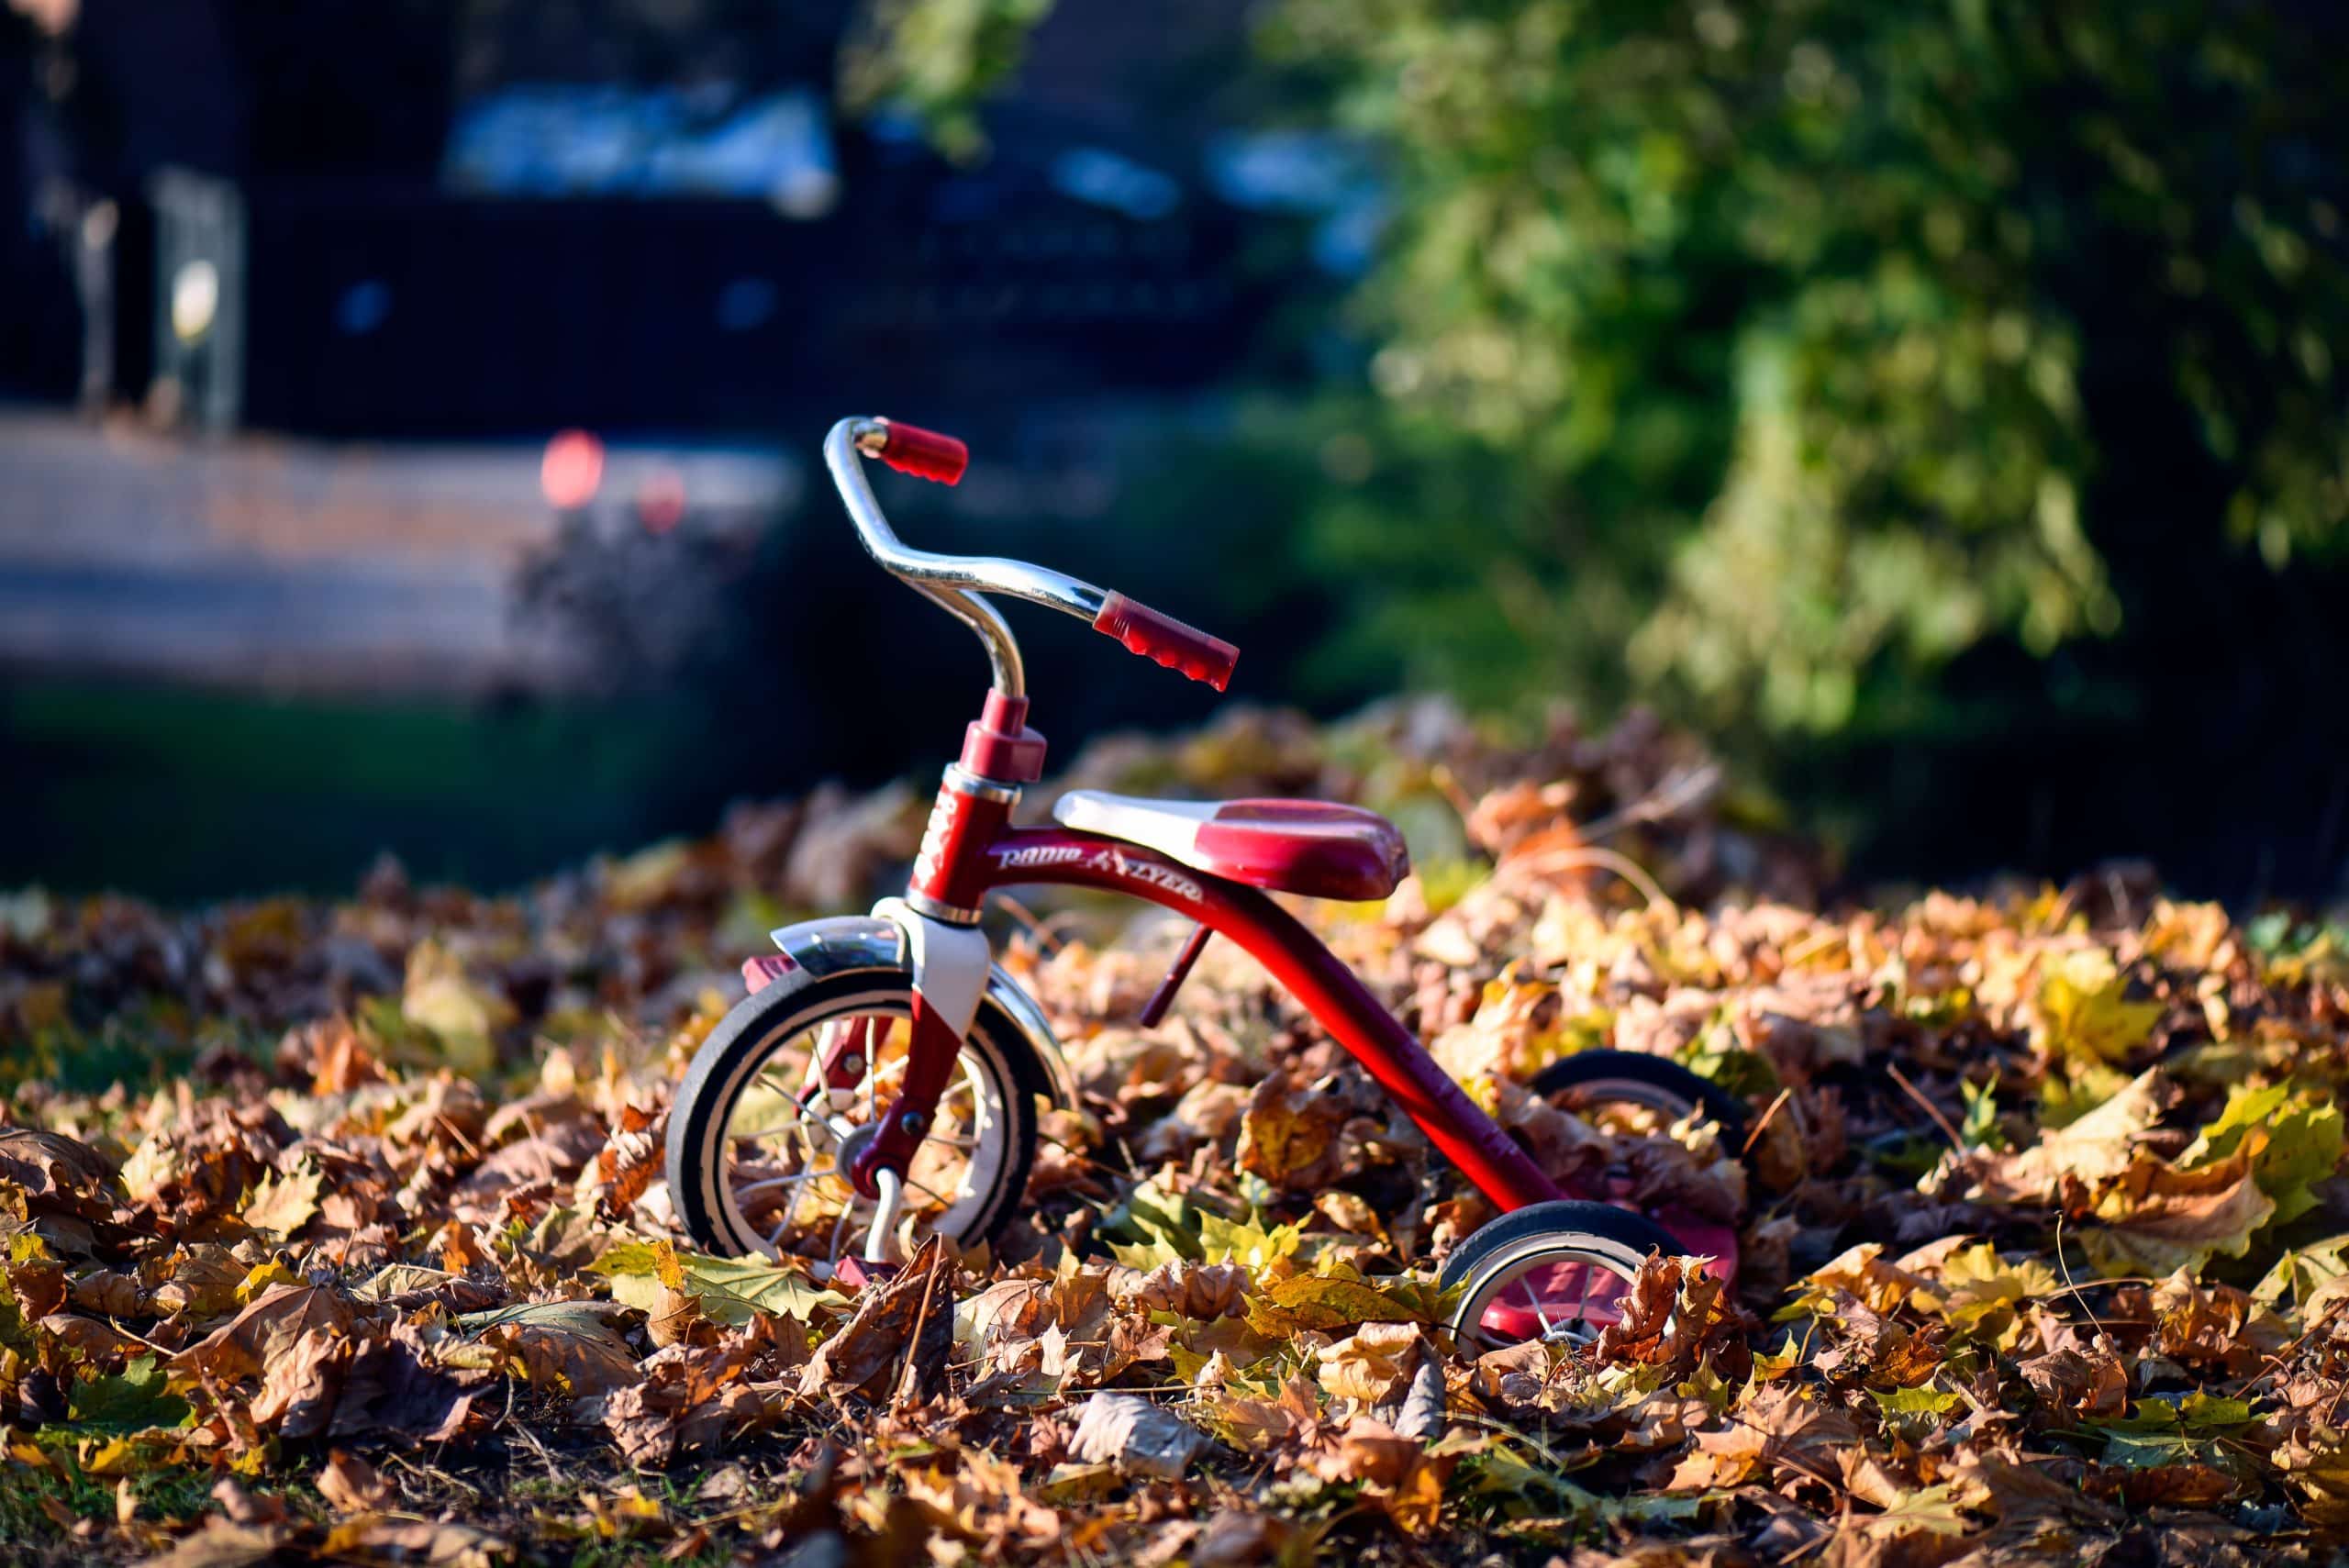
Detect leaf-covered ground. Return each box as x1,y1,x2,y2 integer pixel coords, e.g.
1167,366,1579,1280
4,701,2348,1566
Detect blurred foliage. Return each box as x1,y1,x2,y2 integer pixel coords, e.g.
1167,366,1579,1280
1258,0,2349,737
860,0,2349,750
839,0,1055,160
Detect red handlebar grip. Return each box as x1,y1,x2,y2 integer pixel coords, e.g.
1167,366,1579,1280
1093,592,1239,691
877,421,969,485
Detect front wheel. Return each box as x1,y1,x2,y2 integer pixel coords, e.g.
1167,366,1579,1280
666,972,1050,1271
1440,1200,1689,1353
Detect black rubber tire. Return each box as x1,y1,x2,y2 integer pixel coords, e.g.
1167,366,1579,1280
1530,1049,1753,1150
666,972,1052,1259
1439,1198,1690,1344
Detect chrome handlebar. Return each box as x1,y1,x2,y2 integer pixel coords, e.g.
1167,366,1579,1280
823,417,1107,700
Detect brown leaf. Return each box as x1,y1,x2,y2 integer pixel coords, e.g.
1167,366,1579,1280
1069,1391,1209,1479
1307,1417,1455,1537
798,1235,952,1404
591,1099,666,1222
341,1324,487,1440
71,1268,145,1318
1948,1069,2170,1204
0,1128,121,1207
239,1162,323,1240
1192,1510,1298,1568
39,1310,137,1365
1236,1071,1358,1190
149,1245,250,1320
2018,1347,2127,1420
1110,1259,1250,1321
250,1328,351,1438
320,1516,513,1567
171,1284,359,1385
451,1302,640,1400
1667,1385,1863,1493
1316,1321,1428,1409
646,1284,710,1350
445,1119,607,1220
136,1518,287,1568
1594,1252,1684,1365
208,1478,286,1528
317,1449,389,1515
9,1254,69,1320
279,1016,386,1095
1469,1339,1553,1409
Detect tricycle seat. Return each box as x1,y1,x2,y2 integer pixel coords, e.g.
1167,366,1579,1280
1052,791,1410,902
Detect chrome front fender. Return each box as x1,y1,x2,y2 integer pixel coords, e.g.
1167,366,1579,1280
762,916,1077,1110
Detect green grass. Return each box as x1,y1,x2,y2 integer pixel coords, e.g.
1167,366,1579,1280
0,1446,784,1565
1,677,700,902
0,1462,259,1553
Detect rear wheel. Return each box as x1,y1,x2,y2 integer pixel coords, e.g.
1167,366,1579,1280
1440,1200,1687,1353
666,973,1049,1272
1530,1050,1751,1153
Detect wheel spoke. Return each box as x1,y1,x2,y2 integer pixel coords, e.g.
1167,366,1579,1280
905,1173,961,1208
704,1006,1013,1268
751,1072,825,1126
1520,1274,1557,1339
736,1171,825,1198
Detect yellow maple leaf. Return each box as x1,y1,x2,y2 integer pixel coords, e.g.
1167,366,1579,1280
1909,1241,2059,1349
239,1163,323,1241
2032,949,2163,1065
399,938,514,1076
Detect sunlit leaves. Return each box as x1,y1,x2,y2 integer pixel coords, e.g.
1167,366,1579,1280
66,1357,191,1435
8,698,2349,1561
2255,1235,2349,1314
1243,1270,1431,1339
2031,949,2163,1066
589,1240,844,1326
1910,1243,2058,1350
2183,1082,2345,1229
397,939,512,1076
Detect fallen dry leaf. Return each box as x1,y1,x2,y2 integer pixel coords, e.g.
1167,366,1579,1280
316,1450,389,1514
5,700,2343,1567
1069,1391,1209,1478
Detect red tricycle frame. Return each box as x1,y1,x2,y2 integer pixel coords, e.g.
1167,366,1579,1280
804,414,1731,1281
836,745,1565,1218
982,824,1564,1211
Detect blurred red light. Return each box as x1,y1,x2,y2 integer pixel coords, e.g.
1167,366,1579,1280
637,465,686,535
540,429,605,510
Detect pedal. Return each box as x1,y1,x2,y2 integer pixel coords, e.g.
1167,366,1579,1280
833,1256,901,1291
1138,923,1211,1029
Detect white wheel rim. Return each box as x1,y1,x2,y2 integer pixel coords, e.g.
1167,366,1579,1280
1453,1232,1649,1353
706,989,1014,1266
1553,1075,1699,1122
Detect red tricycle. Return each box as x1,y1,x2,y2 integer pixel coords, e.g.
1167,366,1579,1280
665,416,1745,1350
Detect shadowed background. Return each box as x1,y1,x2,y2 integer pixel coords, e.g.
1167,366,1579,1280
2,0,2345,905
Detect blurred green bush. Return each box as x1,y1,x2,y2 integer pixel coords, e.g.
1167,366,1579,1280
856,0,2349,886
1255,0,2349,736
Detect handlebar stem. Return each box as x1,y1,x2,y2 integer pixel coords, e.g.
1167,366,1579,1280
823,417,1108,700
